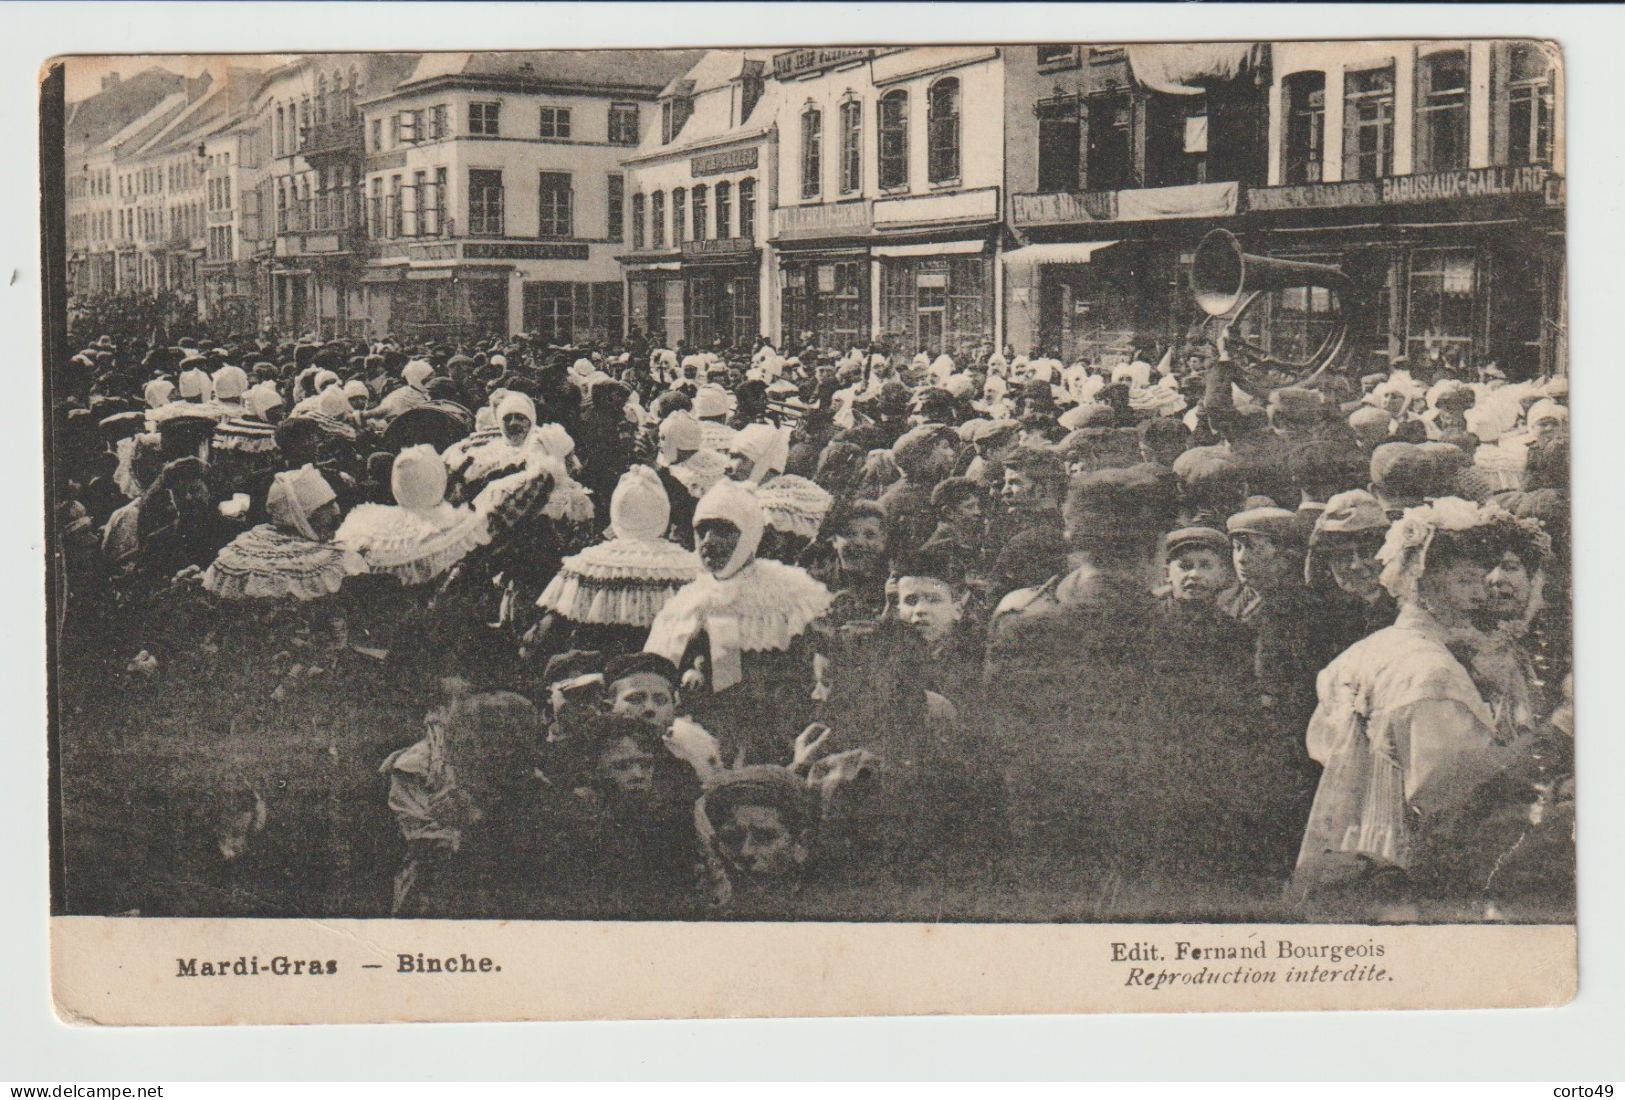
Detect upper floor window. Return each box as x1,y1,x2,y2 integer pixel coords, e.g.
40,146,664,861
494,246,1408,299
801,105,823,199
631,192,646,250
1343,64,1395,180
1415,49,1469,172
651,190,666,248
928,78,960,184
469,101,501,137
1086,91,1133,191
1504,42,1555,165
741,75,765,122
539,106,572,140
714,181,732,239
839,99,863,194
662,96,691,143
672,186,687,242
1283,71,1326,184
691,184,708,240
607,174,624,242
1037,46,1081,73
428,105,448,141
609,102,640,145
878,90,909,190
538,171,572,237
738,177,756,239
469,168,504,235
1036,96,1081,193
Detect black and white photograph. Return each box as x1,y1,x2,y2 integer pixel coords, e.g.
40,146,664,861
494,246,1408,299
39,38,1577,1017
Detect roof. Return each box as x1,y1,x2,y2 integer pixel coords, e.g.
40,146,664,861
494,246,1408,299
63,66,186,153
629,49,780,162
657,48,776,99
393,49,705,97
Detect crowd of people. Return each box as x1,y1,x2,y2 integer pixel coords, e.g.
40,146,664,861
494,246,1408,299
50,315,1576,921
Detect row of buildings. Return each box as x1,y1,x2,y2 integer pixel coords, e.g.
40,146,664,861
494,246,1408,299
66,41,1566,376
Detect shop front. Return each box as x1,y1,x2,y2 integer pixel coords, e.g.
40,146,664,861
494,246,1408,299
362,266,510,343
874,241,994,359
869,187,1001,358
779,248,870,352
681,237,763,349
1006,181,1243,364
772,199,875,353
1242,164,1566,378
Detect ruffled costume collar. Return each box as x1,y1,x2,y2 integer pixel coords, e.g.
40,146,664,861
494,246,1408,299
645,558,831,691
201,524,367,602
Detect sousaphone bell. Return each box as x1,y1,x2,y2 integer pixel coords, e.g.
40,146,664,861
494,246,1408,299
1191,228,1353,388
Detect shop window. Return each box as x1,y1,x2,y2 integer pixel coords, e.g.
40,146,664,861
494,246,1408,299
607,174,624,242
1415,50,1469,173
539,106,572,140
880,256,989,356
538,172,572,237
469,101,501,137
738,177,756,239
692,184,708,241
631,192,645,250
468,168,504,236
801,105,823,199
1343,64,1395,180
1036,96,1081,193
1270,255,1340,364
1407,248,1478,364
928,78,961,184
839,99,863,194
1283,72,1325,184
878,90,909,191
651,190,665,248
610,102,640,146
1086,92,1133,191
524,281,574,343
672,187,686,243
1504,43,1555,166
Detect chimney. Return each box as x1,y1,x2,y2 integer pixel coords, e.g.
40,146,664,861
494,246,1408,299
101,72,121,91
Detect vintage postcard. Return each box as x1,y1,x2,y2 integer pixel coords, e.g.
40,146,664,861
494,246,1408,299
42,39,1575,1025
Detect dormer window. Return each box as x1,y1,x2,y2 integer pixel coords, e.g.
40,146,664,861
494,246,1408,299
662,82,695,144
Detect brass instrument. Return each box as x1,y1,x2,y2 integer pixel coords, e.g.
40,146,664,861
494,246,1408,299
1191,228,1353,388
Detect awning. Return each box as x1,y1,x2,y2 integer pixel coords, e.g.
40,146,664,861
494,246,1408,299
870,239,986,259
1001,240,1119,269
624,261,682,273
1127,43,1266,95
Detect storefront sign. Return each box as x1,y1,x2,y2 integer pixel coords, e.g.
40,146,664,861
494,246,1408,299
772,48,871,80
1247,180,1380,212
1544,175,1566,207
691,147,758,177
683,237,756,259
463,242,590,261
1011,190,1118,226
1247,166,1550,212
874,186,999,228
774,200,872,240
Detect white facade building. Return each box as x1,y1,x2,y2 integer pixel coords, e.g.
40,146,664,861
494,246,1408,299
619,49,781,348
769,46,1005,356
359,51,698,342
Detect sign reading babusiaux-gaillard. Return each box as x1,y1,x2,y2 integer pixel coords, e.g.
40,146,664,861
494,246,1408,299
1248,165,1555,212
